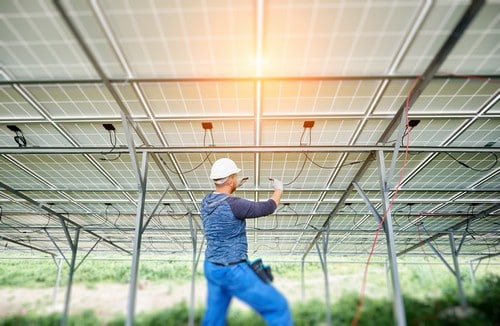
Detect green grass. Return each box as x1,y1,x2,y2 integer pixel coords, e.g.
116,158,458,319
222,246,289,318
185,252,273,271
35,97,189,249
0,255,498,325
2,275,498,326
0,256,202,287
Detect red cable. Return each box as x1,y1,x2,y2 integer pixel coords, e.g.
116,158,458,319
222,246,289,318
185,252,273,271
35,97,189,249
351,76,419,326
350,72,495,325
445,72,500,83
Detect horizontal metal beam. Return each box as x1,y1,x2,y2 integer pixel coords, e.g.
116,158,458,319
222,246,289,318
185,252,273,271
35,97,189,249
4,225,495,235
3,187,498,193
468,251,500,263
1,74,498,86
397,203,500,257
0,145,498,155
3,113,499,125
0,181,132,255
0,235,56,256
2,210,498,218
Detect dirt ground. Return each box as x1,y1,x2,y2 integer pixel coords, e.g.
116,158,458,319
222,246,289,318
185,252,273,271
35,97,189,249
0,276,335,322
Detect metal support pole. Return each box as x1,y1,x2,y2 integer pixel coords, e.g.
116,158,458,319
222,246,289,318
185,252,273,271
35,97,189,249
188,212,201,326
425,241,455,275
376,151,406,326
126,152,149,326
141,187,170,234
301,259,305,302
315,229,332,326
449,232,467,307
468,261,476,287
62,228,80,326
467,252,500,287
52,256,63,307
384,259,391,299
352,181,386,233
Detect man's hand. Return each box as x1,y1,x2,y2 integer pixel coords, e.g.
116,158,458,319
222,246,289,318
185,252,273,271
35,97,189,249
269,178,283,191
236,177,249,188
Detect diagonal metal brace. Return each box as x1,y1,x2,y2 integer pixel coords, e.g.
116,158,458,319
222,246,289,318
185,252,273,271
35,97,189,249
352,181,386,234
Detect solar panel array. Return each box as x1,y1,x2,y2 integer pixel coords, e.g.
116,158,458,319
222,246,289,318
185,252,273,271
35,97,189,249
0,0,498,263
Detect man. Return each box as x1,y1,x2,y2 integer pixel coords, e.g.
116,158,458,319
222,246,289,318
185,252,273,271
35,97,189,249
201,158,293,325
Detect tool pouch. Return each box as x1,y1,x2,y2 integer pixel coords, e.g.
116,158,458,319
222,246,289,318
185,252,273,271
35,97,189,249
248,258,274,283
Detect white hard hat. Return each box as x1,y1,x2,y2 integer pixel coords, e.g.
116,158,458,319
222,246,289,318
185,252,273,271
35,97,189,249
210,158,241,180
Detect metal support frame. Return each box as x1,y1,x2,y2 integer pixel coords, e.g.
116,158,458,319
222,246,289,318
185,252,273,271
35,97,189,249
0,234,55,256
52,256,63,307
449,232,467,307
187,212,204,326
0,181,130,325
376,150,406,326
1,145,499,155
141,187,170,233
315,221,333,326
126,152,149,326
352,181,385,234
468,261,477,287
45,223,102,325
384,259,391,299
378,0,486,143
424,233,467,307
3,74,498,86
0,182,131,256
468,252,500,286
15,0,486,323
425,241,455,275
397,203,500,257
301,259,305,302
61,227,80,326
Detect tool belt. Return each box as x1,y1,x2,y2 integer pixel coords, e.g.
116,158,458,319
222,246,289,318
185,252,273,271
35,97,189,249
248,258,274,283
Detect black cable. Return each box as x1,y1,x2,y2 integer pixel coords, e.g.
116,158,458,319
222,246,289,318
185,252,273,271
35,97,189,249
160,153,212,175
0,205,49,233
466,205,477,240
103,203,122,228
384,125,411,146
343,203,358,227
288,204,300,227
161,203,184,221
100,129,122,161
443,151,497,172
304,152,369,170
159,129,214,174
284,204,321,230
283,127,368,186
251,213,278,231
277,128,312,186
299,127,312,146
14,130,27,147
282,154,308,186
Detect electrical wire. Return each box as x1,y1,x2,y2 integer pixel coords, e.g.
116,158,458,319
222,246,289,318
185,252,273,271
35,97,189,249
100,129,122,161
159,203,184,221
250,212,279,231
442,151,497,172
159,128,214,174
251,239,280,254
103,203,123,229
0,205,50,233
304,151,371,169
351,76,420,326
343,203,358,227
282,154,308,186
282,128,369,186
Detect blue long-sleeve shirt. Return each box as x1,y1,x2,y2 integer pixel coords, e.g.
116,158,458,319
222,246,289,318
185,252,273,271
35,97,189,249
201,192,277,264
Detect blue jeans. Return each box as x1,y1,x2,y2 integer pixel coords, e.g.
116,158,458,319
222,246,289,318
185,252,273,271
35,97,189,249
202,260,293,326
